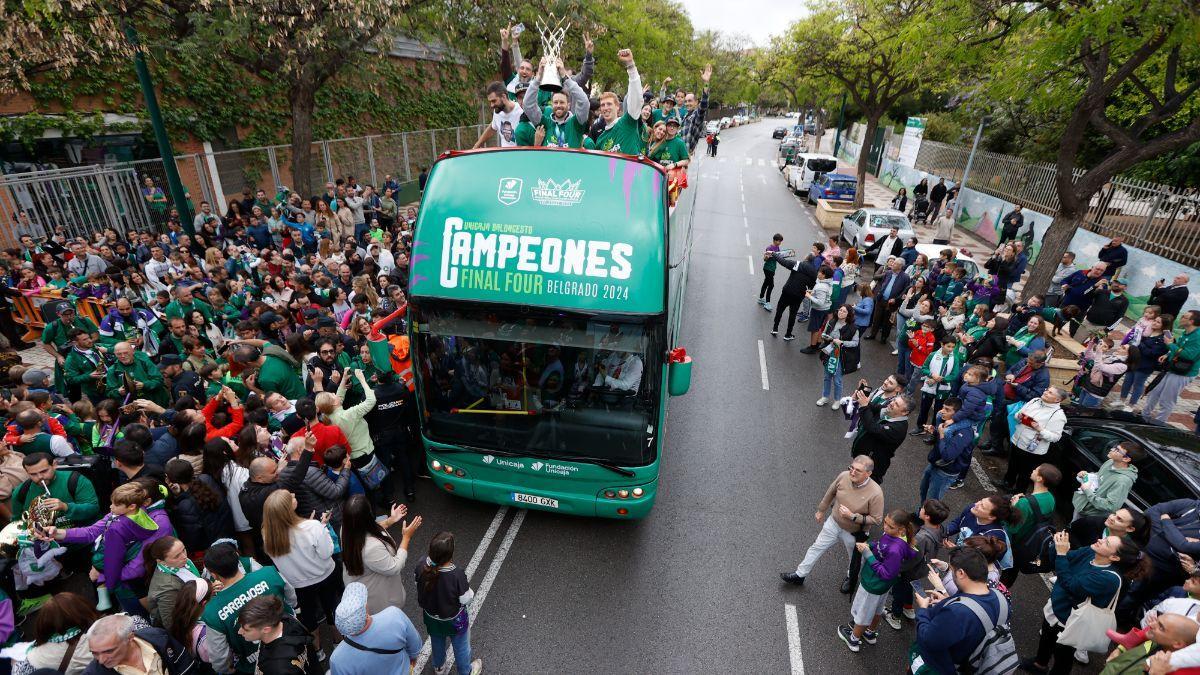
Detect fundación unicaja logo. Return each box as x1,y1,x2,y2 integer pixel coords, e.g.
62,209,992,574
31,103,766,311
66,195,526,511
497,178,523,206
530,461,544,471
481,455,495,464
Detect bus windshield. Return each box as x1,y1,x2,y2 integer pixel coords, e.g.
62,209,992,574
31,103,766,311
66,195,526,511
414,304,662,467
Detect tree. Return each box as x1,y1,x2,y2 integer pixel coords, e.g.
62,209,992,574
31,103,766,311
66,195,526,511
970,0,1200,292
188,1,401,196
781,0,941,207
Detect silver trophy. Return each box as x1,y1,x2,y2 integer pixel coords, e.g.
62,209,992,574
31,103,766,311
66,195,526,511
535,14,571,93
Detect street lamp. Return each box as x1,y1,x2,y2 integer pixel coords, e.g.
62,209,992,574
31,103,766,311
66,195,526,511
953,115,990,222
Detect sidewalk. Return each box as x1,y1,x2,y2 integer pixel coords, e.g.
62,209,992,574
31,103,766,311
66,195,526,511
811,132,1200,432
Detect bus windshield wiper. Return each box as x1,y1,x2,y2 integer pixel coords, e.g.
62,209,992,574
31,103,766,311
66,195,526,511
565,456,636,477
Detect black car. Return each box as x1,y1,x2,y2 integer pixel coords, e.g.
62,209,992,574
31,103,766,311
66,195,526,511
772,126,788,139
1045,407,1200,514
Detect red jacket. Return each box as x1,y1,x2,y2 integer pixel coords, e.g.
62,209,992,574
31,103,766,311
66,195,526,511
202,396,244,442
908,329,937,367
4,416,68,447
289,422,348,466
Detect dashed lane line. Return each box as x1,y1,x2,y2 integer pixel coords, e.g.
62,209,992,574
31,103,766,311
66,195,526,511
758,340,770,390
784,603,805,674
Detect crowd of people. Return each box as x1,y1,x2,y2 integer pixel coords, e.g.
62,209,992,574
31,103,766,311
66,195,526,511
764,203,1199,672
0,28,722,675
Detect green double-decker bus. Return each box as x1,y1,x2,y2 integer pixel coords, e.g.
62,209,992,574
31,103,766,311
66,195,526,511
407,147,695,518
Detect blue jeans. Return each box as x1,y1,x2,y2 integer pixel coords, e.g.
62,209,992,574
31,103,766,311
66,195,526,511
1077,389,1104,408
920,464,958,503
353,221,369,244
431,628,473,675
822,365,843,400
1120,370,1151,404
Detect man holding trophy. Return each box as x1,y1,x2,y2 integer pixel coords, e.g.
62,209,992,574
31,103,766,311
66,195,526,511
519,19,591,150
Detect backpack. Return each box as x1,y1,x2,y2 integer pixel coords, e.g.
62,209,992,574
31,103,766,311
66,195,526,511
1013,496,1056,574
954,590,1019,675
15,471,81,507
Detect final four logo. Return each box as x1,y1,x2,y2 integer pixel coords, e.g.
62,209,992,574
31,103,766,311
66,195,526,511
532,178,585,207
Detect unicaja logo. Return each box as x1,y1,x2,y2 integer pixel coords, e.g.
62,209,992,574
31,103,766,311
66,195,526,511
530,461,544,471
531,178,584,207
497,178,522,206
481,455,495,464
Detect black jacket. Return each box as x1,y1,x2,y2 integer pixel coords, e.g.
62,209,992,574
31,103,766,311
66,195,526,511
169,475,236,553
1086,291,1130,328
851,402,908,480
864,236,903,261
255,615,317,675
83,627,196,675
772,254,818,297
240,451,311,549
1150,285,1189,318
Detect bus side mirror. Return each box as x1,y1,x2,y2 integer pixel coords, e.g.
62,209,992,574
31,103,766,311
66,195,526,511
668,355,692,396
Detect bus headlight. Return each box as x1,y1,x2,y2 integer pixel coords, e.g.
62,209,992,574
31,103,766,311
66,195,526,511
431,460,442,471
454,468,467,478
632,487,644,498
602,487,647,500
443,464,454,474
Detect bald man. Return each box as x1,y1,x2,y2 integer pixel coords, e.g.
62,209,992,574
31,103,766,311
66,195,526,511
238,448,310,564
1105,612,1198,673
104,341,169,407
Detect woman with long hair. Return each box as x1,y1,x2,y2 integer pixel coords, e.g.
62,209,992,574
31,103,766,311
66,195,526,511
1024,534,1151,674
18,592,103,674
416,531,482,675
349,274,379,308
165,458,235,554
964,315,1010,362
342,495,422,613
1003,314,1048,367
816,304,860,409
840,248,860,297
943,495,1023,571
261,490,341,652
1119,312,1173,408
168,579,214,666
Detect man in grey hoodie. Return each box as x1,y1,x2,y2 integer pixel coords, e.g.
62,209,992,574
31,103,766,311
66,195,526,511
1072,441,1143,520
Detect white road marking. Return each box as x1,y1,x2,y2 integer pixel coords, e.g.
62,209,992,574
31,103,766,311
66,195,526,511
413,508,523,673
745,157,752,166
758,340,770,390
742,203,746,214
970,458,996,492
745,232,751,246
747,254,755,275
743,216,749,228
784,603,805,674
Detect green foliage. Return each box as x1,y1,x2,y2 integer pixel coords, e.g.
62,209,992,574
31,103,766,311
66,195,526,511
0,111,142,149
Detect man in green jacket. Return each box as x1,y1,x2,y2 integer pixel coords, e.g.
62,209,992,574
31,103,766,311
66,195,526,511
62,329,106,402
163,284,214,323
1143,309,1200,423
1072,442,1142,519
105,341,169,407
40,304,99,395
234,343,306,401
10,452,100,531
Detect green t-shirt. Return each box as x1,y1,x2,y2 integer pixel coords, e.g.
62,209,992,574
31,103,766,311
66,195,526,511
1008,491,1055,543
164,298,214,324
652,107,684,125
541,108,587,149
514,119,538,147
202,566,292,674
647,137,689,164
588,112,646,155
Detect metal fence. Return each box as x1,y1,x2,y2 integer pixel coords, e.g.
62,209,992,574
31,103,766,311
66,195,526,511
0,124,489,246
0,164,155,245
913,140,1200,268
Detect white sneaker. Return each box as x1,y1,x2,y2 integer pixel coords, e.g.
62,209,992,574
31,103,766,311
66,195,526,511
902,607,916,620
470,659,483,675
816,397,829,406
1074,649,1089,665
763,303,773,311
831,399,842,409
890,349,899,355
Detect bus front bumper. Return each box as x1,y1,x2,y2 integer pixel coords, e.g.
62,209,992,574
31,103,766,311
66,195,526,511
427,463,657,519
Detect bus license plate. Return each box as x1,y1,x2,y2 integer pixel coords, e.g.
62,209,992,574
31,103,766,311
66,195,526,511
512,492,558,509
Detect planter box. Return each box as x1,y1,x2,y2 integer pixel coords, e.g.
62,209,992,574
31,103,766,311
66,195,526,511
814,199,874,232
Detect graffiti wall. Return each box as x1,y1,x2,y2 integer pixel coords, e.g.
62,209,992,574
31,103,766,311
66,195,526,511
1065,228,1200,318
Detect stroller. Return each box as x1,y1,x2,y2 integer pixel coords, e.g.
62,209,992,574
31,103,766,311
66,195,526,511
909,195,931,224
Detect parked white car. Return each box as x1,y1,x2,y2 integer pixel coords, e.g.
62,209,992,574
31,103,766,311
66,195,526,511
785,153,838,195
839,208,916,250
913,244,982,280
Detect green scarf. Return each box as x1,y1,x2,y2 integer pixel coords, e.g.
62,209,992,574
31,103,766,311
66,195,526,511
156,559,201,578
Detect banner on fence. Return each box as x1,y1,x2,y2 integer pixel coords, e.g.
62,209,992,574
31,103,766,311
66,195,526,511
897,118,925,168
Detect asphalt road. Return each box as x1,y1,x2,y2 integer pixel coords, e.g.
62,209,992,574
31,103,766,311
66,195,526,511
379,119,1084,675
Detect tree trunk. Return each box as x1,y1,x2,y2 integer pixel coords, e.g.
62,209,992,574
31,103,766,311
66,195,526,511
814,108,826,147
853,113,880,208
289,85,318,198
1023,210,1085,300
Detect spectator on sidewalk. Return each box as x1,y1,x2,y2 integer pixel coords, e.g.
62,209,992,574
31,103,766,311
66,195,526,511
1098,235,1129,278
1061,262,1109,314
932,207,954,245
909,547,1007,675
1078,277,1130,337
863,227,903,275
1044,251,1077,308
998,206,1024,243
1002,386,1067,492
929,178,948,216
1142,310,1200,423
1150,274,1191,319
1072,441,1142,521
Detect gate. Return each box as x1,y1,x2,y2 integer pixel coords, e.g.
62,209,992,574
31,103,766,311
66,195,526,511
0,165,153,245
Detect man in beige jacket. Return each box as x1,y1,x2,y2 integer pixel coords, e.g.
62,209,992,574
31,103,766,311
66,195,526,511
781,455,885,591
